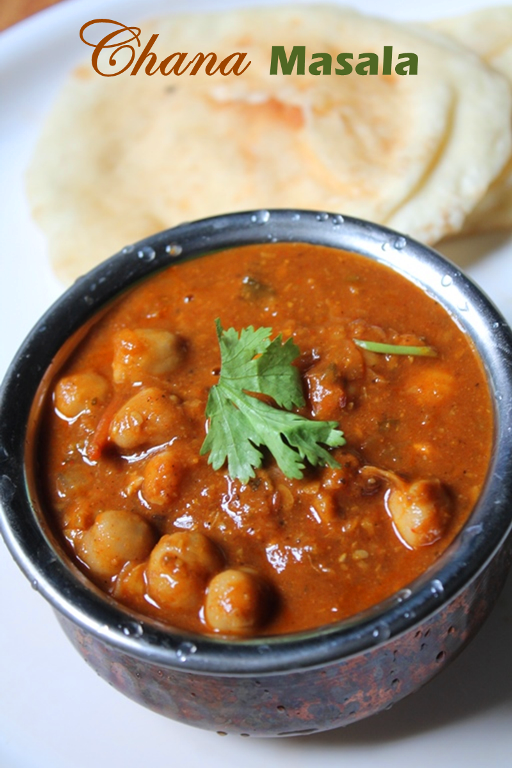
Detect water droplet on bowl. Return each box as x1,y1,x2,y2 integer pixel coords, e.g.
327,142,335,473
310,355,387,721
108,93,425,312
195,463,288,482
120,621,144,637
430,579,444,597
395,588,412,603
316,212,329,222
332,214,344,226
441,275,453,287
165,243,183,257
137,246,156,262
461,523,483,543
121,244,135,254
251,210,270,225
291,213,301,221
31,580,39,591
393,236,406,250
372,622,391,642
176,641,197,662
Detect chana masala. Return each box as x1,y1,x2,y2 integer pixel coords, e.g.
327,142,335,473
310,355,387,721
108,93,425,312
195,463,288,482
37,243,493,636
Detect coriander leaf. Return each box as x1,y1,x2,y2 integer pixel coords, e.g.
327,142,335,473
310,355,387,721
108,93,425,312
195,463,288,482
200,321,346,483
214,318,304,410
201,385,265,479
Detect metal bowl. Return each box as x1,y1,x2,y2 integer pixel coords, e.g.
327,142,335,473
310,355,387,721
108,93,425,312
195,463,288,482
1,210,512,736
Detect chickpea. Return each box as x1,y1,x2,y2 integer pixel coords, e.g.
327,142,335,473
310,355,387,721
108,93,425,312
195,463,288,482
305,362,346,420
54,372,109,419
361,466,450,548
112,328,185,384
406,368,455,406
142,448,184,506
76,510,157,579
309,490,337,523
113,562,147,607
108,387,187,450
386,478,449,548
333,339,365,381
61,500,95,543
322,459,358,490
205,569,269,635
146,532,224,612
56,463,91,500
308,459,360,523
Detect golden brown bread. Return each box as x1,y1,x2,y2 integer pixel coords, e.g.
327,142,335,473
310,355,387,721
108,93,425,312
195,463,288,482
26,5,512,283
429,6,512,235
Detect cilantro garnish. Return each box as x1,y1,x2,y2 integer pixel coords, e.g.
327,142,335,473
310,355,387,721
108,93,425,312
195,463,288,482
200,320,345,483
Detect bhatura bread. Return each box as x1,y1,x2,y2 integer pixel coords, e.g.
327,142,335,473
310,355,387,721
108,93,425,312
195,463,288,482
27,4,512,284
429,6,512,234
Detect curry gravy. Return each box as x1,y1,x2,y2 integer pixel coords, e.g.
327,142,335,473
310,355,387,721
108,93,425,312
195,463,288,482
38,244,492,635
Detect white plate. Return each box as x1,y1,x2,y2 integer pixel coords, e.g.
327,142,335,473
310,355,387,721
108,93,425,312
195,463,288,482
1,1,512,766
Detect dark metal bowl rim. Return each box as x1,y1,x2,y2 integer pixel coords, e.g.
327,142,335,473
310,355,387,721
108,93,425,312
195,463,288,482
1,209,512,676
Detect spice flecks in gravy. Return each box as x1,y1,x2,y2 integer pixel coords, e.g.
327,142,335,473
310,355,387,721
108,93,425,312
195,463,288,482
37,244,492,636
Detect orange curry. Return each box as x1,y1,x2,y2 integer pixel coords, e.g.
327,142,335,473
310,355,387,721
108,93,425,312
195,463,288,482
38,244,493,636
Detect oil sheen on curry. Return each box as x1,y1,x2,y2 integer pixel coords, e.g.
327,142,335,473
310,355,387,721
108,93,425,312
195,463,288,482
38,244,492,637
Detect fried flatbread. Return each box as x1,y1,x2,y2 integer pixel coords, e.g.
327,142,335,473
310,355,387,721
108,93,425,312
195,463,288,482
429,6,512,235
27,5,512,283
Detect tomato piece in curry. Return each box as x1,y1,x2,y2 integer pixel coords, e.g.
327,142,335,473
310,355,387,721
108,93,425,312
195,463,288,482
37,244,493,636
